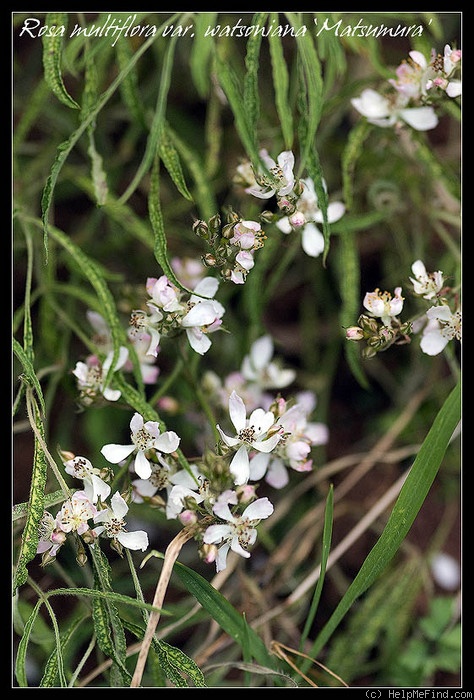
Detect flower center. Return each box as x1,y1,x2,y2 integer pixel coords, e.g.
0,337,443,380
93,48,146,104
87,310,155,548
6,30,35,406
238,427,256,443
104,517,126,538
133,427,155,452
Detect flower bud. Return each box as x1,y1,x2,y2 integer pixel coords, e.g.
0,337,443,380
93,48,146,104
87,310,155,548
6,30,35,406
202,253,218,267
81,529,97,545
260,210,274,224
200,543,217,564
346,326,365,341
110,538,124,557
221,223,236,239
358,314,379,334
192,220,209,238
208,214,222,235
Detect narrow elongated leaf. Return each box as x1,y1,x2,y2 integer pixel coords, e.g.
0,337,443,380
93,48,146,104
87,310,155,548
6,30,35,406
268,15,294,149
148,156,193,294
174,560,276,670
42,13,79,109
342,119,373,211
310,379,461,657
243,13,267,135
13,393,48,591
12,338,46,416
190,12,218,97
159,126,193,201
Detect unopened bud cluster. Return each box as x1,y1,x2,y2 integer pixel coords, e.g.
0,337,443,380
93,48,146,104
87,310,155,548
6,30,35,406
346,314,412,359
193,207,268,285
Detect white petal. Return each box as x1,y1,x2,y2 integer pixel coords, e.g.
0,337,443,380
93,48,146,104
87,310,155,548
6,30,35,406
426,305,452,322
446,80,461,98
250,336,273,370
253,432,281,453
408,50,427,69
275,217,293,234
411,259,427,278
230,535,251,558
399,107,438,131
185,328,212,355
302,223,325,257
130,412,144,433
229,391,247,432
203,524,232,544
216,425,240,447
100,443,135,464
243,497,274,521
155,430,180,454
351,89,390,119
192,277,219,300
134,451,152,479
181,303,217,327
102,387,122,402
249,452,270,480
420,329,448,356
249,408,275,435
117,530,149,551
111,491,129,519
229,444,250,485
215,543,231,572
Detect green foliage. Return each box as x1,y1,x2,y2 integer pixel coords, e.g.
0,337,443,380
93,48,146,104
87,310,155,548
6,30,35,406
13,11,461,689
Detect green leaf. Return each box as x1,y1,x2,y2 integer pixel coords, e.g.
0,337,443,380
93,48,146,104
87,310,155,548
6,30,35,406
159,125,193,201
190,13,218,98
268,15,294,150
148,156,193,294
174,560,276,670
342,119,373,211
42,13,79,109
13,394,48,591
12,338,46,416
310,379,461,658
243,13,267,138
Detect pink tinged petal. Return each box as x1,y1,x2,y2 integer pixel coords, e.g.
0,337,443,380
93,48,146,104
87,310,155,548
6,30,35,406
287,440,311,462
253,432,281,453
266,458,289,489
134,451,152,479
229,444,250,485
155,430,180,454
305,422,329,445
399,107,438,131
215,543,231,572
141,364,160,385
231,270,245,284
100,443,135,464
217,425,240,447
243,497,274,521
235,250,255,271
230,536,252,558
117,530,149,551
111,492,129,519
229,391,247,432
249,452,270,480
302,223,325,258
203,524,233,544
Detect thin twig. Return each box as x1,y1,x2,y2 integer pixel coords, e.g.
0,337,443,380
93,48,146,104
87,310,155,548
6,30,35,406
130,527,194,687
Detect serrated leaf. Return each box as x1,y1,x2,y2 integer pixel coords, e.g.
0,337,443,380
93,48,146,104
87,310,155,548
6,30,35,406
268,16,294,150
42,13,79,109
13,393,48,591
159,126,193,201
